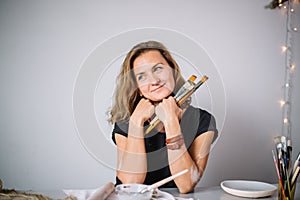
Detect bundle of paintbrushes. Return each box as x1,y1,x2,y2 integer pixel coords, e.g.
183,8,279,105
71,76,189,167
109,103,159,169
272,136,300,199
145,75,208,134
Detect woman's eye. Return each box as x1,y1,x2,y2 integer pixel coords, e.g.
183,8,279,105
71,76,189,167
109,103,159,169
136,74,145,81
153,65,163,72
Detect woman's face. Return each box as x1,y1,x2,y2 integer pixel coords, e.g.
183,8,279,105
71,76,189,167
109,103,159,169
133,50,175,102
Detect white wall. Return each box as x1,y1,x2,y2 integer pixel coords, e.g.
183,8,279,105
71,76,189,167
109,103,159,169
0,0,299,191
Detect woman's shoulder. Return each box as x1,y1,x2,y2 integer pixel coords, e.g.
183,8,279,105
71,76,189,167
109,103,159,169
186,105,216,129
184,105,214,119
112,120,129,144
114,120,129,133
181,105,218,143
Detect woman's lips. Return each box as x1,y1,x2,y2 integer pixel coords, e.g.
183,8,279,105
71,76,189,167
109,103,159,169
151,84,165,93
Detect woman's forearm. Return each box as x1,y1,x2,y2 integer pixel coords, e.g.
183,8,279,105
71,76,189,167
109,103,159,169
116,121,147,183
167,146,203,193
167,131,215,193
164,119,202,193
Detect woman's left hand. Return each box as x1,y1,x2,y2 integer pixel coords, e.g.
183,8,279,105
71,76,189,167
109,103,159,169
155,96,182,125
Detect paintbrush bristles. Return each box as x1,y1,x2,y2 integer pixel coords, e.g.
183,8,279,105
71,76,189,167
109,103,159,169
201,76,208,82
189,75,197,82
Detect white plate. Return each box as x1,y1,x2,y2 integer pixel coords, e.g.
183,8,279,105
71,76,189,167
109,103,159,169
220,180,277,198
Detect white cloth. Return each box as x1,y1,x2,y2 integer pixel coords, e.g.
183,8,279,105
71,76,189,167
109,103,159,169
63,182,115,200
63,183,193,200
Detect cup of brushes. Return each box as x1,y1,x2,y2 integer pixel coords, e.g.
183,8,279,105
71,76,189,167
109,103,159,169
272,136,300,200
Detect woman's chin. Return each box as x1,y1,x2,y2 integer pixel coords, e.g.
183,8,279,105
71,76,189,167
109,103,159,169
148,98,162,103
148,94,162,100
148,91,171,102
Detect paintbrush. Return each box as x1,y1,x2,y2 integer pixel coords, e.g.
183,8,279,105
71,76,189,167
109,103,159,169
292,152,300,175
139,169,188,193
291,163,300,187
287,137,292,170
274,136,290,198
272,150,286,198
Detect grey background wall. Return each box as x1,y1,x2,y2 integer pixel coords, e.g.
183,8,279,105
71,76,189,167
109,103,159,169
0,0,299,191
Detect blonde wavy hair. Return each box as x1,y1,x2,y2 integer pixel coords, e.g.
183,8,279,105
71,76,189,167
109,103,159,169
108,41,185,124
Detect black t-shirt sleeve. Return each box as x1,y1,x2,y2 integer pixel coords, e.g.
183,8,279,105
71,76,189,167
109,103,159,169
180,106,218,147
112,121,129,144
197,109,218,144
197,109,218,136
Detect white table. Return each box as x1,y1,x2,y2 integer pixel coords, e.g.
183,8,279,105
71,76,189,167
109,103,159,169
37,182,300,200
164,186,286,200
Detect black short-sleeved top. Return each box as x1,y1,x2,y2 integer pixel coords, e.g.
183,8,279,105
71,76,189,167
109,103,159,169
112,105,218,188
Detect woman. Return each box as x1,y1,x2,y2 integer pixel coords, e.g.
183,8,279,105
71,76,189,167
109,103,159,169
109,41,217,193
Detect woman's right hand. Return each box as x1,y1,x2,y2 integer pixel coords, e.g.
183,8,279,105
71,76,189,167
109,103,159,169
130,99,154,127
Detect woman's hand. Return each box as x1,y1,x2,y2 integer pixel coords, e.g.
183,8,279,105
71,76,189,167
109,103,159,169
130,98,155,127
155,96,182,125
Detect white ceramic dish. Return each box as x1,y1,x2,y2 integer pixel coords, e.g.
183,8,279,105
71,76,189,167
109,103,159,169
115,184,153,200
220,180,277,198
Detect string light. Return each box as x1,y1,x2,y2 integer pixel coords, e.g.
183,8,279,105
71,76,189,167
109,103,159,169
266,0,298,142
280,0,297,140
266,0,298,141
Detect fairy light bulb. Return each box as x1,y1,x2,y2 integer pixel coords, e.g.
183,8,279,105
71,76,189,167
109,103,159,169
290,64,296,71
283,118,289,124
292,27,298,32
281,46,288,52
280,100,286,107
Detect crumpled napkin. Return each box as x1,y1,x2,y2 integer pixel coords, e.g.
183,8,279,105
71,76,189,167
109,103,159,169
63,182,115,200
63,183,193,200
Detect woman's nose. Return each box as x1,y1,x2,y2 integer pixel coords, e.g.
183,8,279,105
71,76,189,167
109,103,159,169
148,73,160,84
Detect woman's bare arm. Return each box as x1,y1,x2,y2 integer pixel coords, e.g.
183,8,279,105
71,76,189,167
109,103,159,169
114,99,154,183
115,125,147,183
156,97,215,193
167,130,215,193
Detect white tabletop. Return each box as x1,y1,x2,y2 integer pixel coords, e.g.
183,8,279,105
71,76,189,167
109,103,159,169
36,182,300,200
164,186,278,200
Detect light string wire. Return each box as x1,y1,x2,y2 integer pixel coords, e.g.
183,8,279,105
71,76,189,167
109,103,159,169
281,0,296,141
